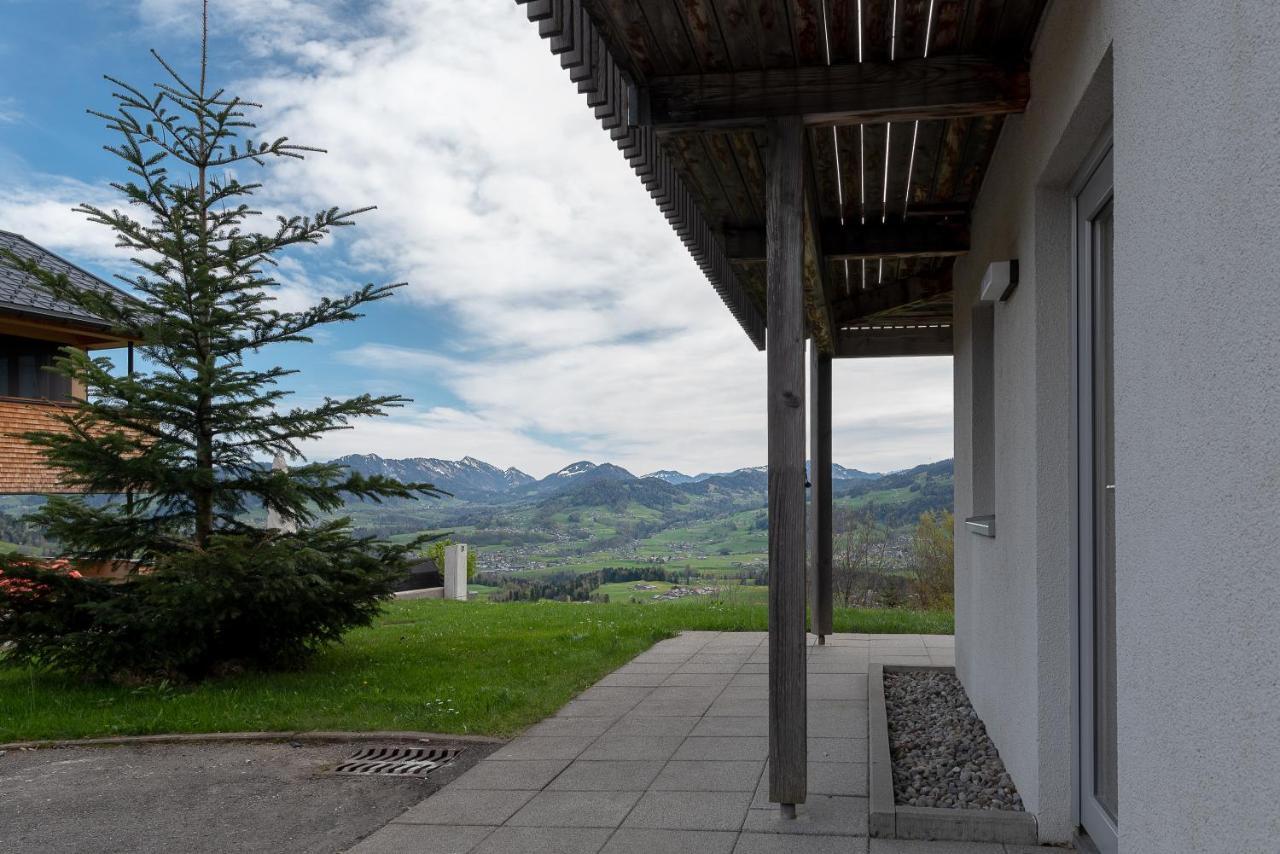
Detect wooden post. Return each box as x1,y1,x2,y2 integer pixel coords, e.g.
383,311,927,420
767,115,808,813
809,342,833,643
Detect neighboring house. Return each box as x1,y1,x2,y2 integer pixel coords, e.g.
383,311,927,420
393,556,443,592
519,1,1278,852
0,230,134,494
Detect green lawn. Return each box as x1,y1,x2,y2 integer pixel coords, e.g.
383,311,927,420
0,596,952,743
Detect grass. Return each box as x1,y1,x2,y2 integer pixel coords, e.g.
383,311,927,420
0,595,952,743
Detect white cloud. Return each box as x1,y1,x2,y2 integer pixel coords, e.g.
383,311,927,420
4,0,954,475
213,2,951,473
0,178,130,267
303,404,575,477
244,3,953,473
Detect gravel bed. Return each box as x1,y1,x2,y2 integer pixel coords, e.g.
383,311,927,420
883,669,1024,811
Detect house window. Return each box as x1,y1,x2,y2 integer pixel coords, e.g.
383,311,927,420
971,305,996,516
0,335,73,402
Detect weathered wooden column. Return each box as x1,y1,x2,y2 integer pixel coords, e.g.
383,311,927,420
808,342,833,643
766,115,808,816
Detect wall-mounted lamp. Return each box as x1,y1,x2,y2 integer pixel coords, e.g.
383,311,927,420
979,259,1019,302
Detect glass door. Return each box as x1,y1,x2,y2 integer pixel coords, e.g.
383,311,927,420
1076,146,1117,854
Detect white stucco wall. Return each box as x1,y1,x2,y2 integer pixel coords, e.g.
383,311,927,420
952,0,1115,843
956,1,1280,850
1111,3,1280,850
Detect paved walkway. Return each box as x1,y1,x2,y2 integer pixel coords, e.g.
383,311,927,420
348,631,1045,854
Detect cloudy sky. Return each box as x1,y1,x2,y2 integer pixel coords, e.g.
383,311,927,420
0,0,952,478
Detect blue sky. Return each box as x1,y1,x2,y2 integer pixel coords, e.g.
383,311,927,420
0,0,953,477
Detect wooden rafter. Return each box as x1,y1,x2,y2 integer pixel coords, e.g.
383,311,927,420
638,56,1030,130
725,220,969,262
802,145,836,354
514,0,766,349
831,270,953,325
834,324,953,359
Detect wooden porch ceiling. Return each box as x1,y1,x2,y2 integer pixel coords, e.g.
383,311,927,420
515,0,1050,357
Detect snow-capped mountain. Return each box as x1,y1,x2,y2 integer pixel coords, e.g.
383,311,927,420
642,469,696,484
330,455,880,503
331,454,534,500
522,461,636,494
647,463,878,484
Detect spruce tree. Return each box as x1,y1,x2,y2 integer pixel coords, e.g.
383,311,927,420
0,7,441,678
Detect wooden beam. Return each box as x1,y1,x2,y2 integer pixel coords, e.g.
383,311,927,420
831,270,954,324
766,115,808,812
833,325,954,359
726,220,969,262
638,56,1029,130
808,342,833,642
802,183,835,355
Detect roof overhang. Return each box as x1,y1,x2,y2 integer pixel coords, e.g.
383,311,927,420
0,309,133,350
516,0,1050,358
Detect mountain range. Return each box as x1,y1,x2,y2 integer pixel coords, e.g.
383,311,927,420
331,454,883,503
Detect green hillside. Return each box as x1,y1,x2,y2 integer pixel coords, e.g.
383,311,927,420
347,459,953,578
0,459,954,578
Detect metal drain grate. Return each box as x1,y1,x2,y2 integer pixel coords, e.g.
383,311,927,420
333,746,463,777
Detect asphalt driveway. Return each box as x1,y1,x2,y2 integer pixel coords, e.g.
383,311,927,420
0,738,493,854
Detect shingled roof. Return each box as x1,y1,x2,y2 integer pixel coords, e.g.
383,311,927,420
0,229,131,332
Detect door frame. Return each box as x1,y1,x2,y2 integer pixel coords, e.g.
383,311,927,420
1071,135,1116,854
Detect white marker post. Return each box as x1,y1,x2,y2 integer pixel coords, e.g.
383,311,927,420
265,452,298,533
443,544,469,601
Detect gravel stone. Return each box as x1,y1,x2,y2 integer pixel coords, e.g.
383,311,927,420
883,670,1024,812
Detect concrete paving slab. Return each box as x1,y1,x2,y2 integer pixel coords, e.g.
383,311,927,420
869,655,933,666
644,686,724,702
652,759,765,792
809,738,869,763
673,736,770,761
622,789,753,831
603,715,701,738
523,716,615,738
675,658,751,674
690,716,770,737
548,760,665,791
556,698,642,718
597,672,671,688
577,686,659,704
808,675,868,700
661,672,735,688
613,661,684,675
807,659,870,674
488,736,588,761
451,759,572,790
631,654,695,664
469,826,612,853
719,686,770,701
741,795,868,836
506,789,642,828
343,632,944,854
734,832,870,853
868,840,1009,853
579,735,685,761
631,697,720,717
347,823,492,854
395,788,536,825
600,828,739,854
754,761,868,802
707,698,770,717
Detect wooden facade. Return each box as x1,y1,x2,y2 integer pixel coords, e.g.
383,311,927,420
514,0,1050,812
0,231,134,494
